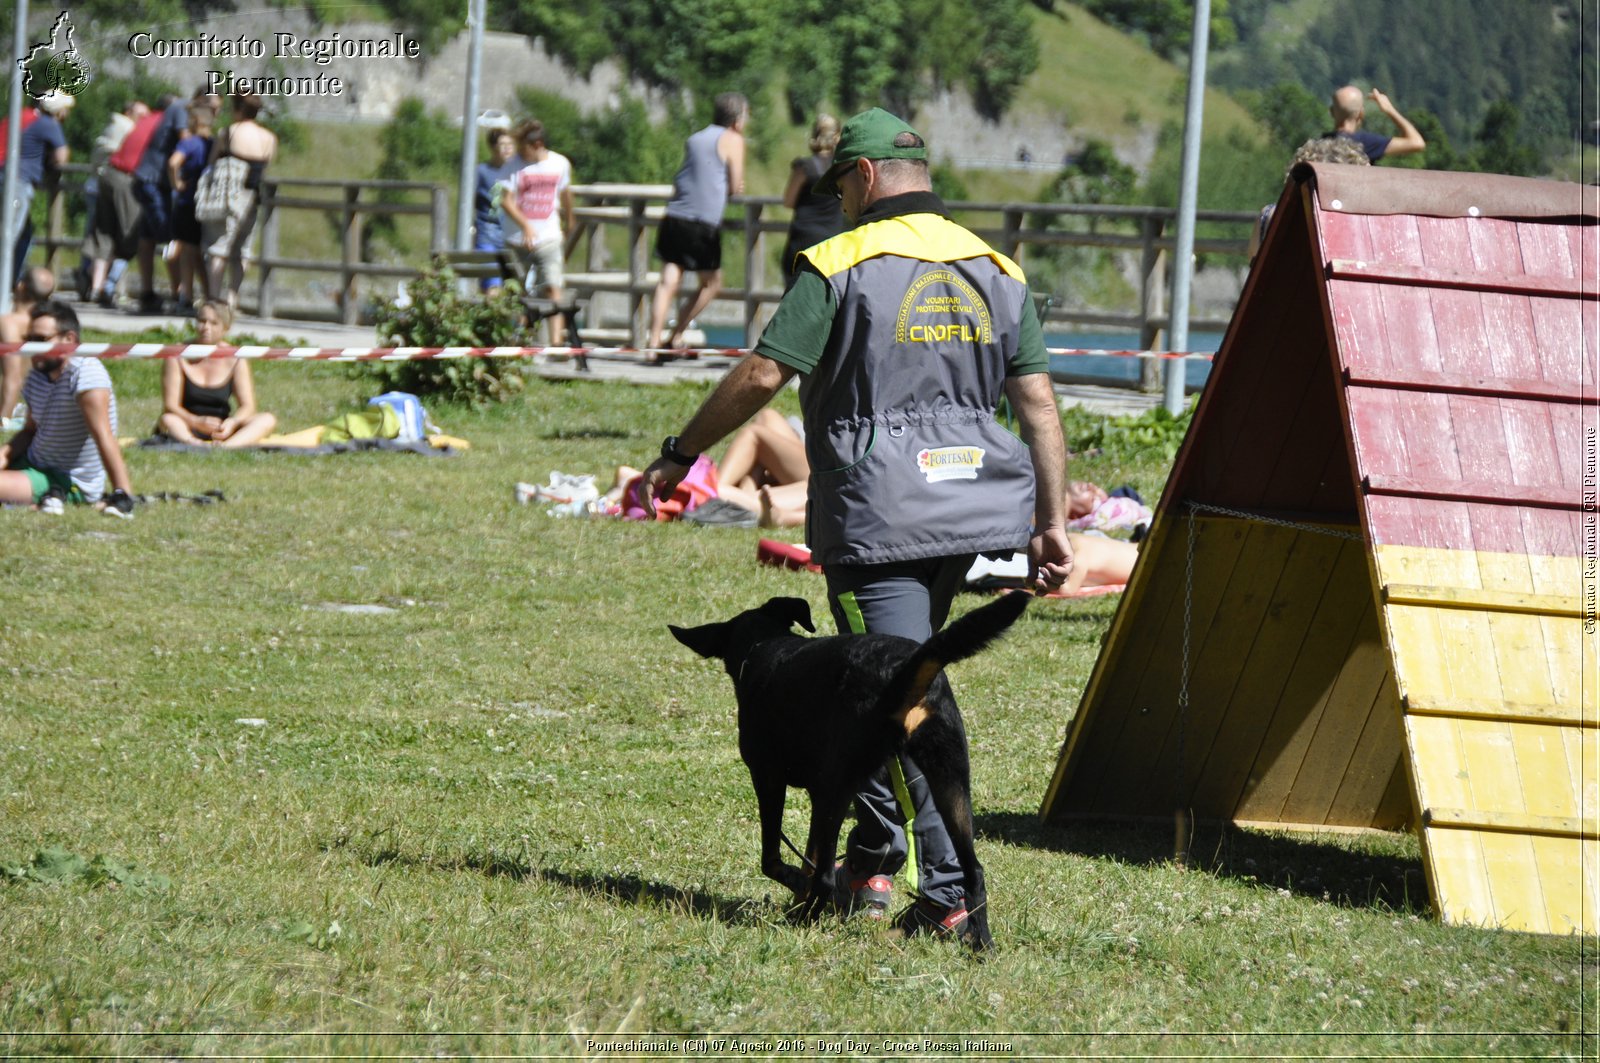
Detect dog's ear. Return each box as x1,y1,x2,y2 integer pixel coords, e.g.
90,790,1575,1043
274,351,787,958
669,621,729,659
760,596,816,634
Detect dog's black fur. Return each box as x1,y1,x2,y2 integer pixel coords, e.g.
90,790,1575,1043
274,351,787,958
669,591,1029,951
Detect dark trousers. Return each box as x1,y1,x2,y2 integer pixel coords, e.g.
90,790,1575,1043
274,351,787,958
824,553,975,909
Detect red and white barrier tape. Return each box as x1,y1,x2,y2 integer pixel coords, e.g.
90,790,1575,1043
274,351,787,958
0,342,1214,362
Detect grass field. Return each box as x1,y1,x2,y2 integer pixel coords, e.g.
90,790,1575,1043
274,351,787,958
0,362,1592,1059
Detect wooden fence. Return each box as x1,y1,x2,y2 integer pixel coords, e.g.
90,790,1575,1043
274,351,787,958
37,167,1254,345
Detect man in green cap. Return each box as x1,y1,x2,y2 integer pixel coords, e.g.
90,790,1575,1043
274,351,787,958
640,107,1072,941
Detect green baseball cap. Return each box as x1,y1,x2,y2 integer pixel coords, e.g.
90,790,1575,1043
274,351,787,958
812,108,927,197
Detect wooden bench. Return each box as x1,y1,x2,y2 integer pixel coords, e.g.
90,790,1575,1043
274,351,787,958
433,251,589,371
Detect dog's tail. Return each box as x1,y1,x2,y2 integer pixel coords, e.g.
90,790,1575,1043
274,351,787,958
879,591,1030,724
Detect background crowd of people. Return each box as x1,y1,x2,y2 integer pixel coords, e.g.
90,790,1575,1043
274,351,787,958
13,86,277,319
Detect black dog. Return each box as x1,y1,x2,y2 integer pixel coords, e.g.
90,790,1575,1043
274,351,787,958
669,591,1029,951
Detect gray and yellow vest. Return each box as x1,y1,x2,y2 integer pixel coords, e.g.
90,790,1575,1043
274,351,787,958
796,213,1036,566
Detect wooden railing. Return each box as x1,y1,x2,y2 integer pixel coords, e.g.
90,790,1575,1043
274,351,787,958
564,183,1254,353
37,165,449,325
253,178,450,323
36,168,1253,347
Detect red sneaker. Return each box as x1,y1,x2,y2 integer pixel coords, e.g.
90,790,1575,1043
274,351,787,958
833,861,892,920
894,898,969,937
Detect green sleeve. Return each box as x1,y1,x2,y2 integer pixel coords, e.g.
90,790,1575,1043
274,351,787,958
752,268,834,374
1008,289,1050,377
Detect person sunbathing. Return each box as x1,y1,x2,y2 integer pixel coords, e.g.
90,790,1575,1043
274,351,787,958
154,300,277,447
1062,532,1138,593
706,408,809,527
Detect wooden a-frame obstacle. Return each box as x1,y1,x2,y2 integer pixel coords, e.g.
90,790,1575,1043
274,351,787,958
1040,163,1599,934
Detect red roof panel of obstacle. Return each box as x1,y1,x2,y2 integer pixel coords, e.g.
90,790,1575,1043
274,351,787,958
1309,163,1595,563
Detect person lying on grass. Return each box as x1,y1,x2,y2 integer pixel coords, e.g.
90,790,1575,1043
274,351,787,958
154,300,277,447
705,408,809,528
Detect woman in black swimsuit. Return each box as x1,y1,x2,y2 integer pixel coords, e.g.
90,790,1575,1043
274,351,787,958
155,301,277,446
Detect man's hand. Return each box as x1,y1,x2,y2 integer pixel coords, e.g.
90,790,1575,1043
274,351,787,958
1368,88,1426,155
1028,526,1074,594
637,456,691,519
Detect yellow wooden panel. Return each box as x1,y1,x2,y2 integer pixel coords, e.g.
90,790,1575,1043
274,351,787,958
1488,612,1559,706
1435,610,1506,706
1509,723,1580,820
1372,544,1482,591
1406,715,1473,811
1384,605,1452,703
1233,546,1382,822
1426,828,1495,927
1279,612,1392,825
1374,546,1583,597
1424,807,1597,836
1404,693,1593,727
1457,718,1527,816
1476,549,1534,593
1563,728,1600,812
1478,830,1549,933
1530,834,1599,934
1542,615,1591,714
1385,583,1581,618
1586,839,1600,934
1528,554,1581,598
1323,672,1406,827
1189,532,1353,818
1095,520,1293,815
1051,515,1251,816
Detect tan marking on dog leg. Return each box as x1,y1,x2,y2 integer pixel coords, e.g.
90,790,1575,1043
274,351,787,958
904,660,943,710
900,699,931,736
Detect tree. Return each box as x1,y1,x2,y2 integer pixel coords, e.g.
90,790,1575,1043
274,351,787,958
1049,139,1139,205
1076,0,1236,59
1388,108,1468,172
367,98,459,254
1471,99,1542,177
1245,81,1326,153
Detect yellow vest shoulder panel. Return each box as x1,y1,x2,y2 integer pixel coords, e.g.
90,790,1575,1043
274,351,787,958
800,213,1025,283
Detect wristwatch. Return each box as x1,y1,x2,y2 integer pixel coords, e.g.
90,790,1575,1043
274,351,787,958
660,435,698,466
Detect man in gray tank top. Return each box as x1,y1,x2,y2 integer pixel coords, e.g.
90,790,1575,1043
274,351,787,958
639,109,1073,939
645,92,748,362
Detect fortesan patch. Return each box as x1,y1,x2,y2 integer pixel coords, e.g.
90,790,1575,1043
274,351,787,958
917,446,986,482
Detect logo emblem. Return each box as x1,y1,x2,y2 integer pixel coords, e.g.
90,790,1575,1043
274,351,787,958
896,269,993,346
22,13,92,99
917,445,986,483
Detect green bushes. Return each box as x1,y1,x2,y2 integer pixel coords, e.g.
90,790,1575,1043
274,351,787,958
363,264,529,406
1062,398,1197,463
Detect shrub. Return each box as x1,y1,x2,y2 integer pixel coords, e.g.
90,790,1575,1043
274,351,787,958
363,264,529,406
1062,398,1197,463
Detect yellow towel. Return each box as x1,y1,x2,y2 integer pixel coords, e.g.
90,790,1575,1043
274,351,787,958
257,425,328,448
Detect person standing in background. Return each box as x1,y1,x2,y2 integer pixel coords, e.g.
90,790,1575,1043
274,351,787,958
472,123,521,290
645,92,747,362
202,93,276,311
133,87,218,312
499,119,574,345
780,113,846,290
1327,85,1426,163
167,102,215,312
12,90,72,283
76,99,148,303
